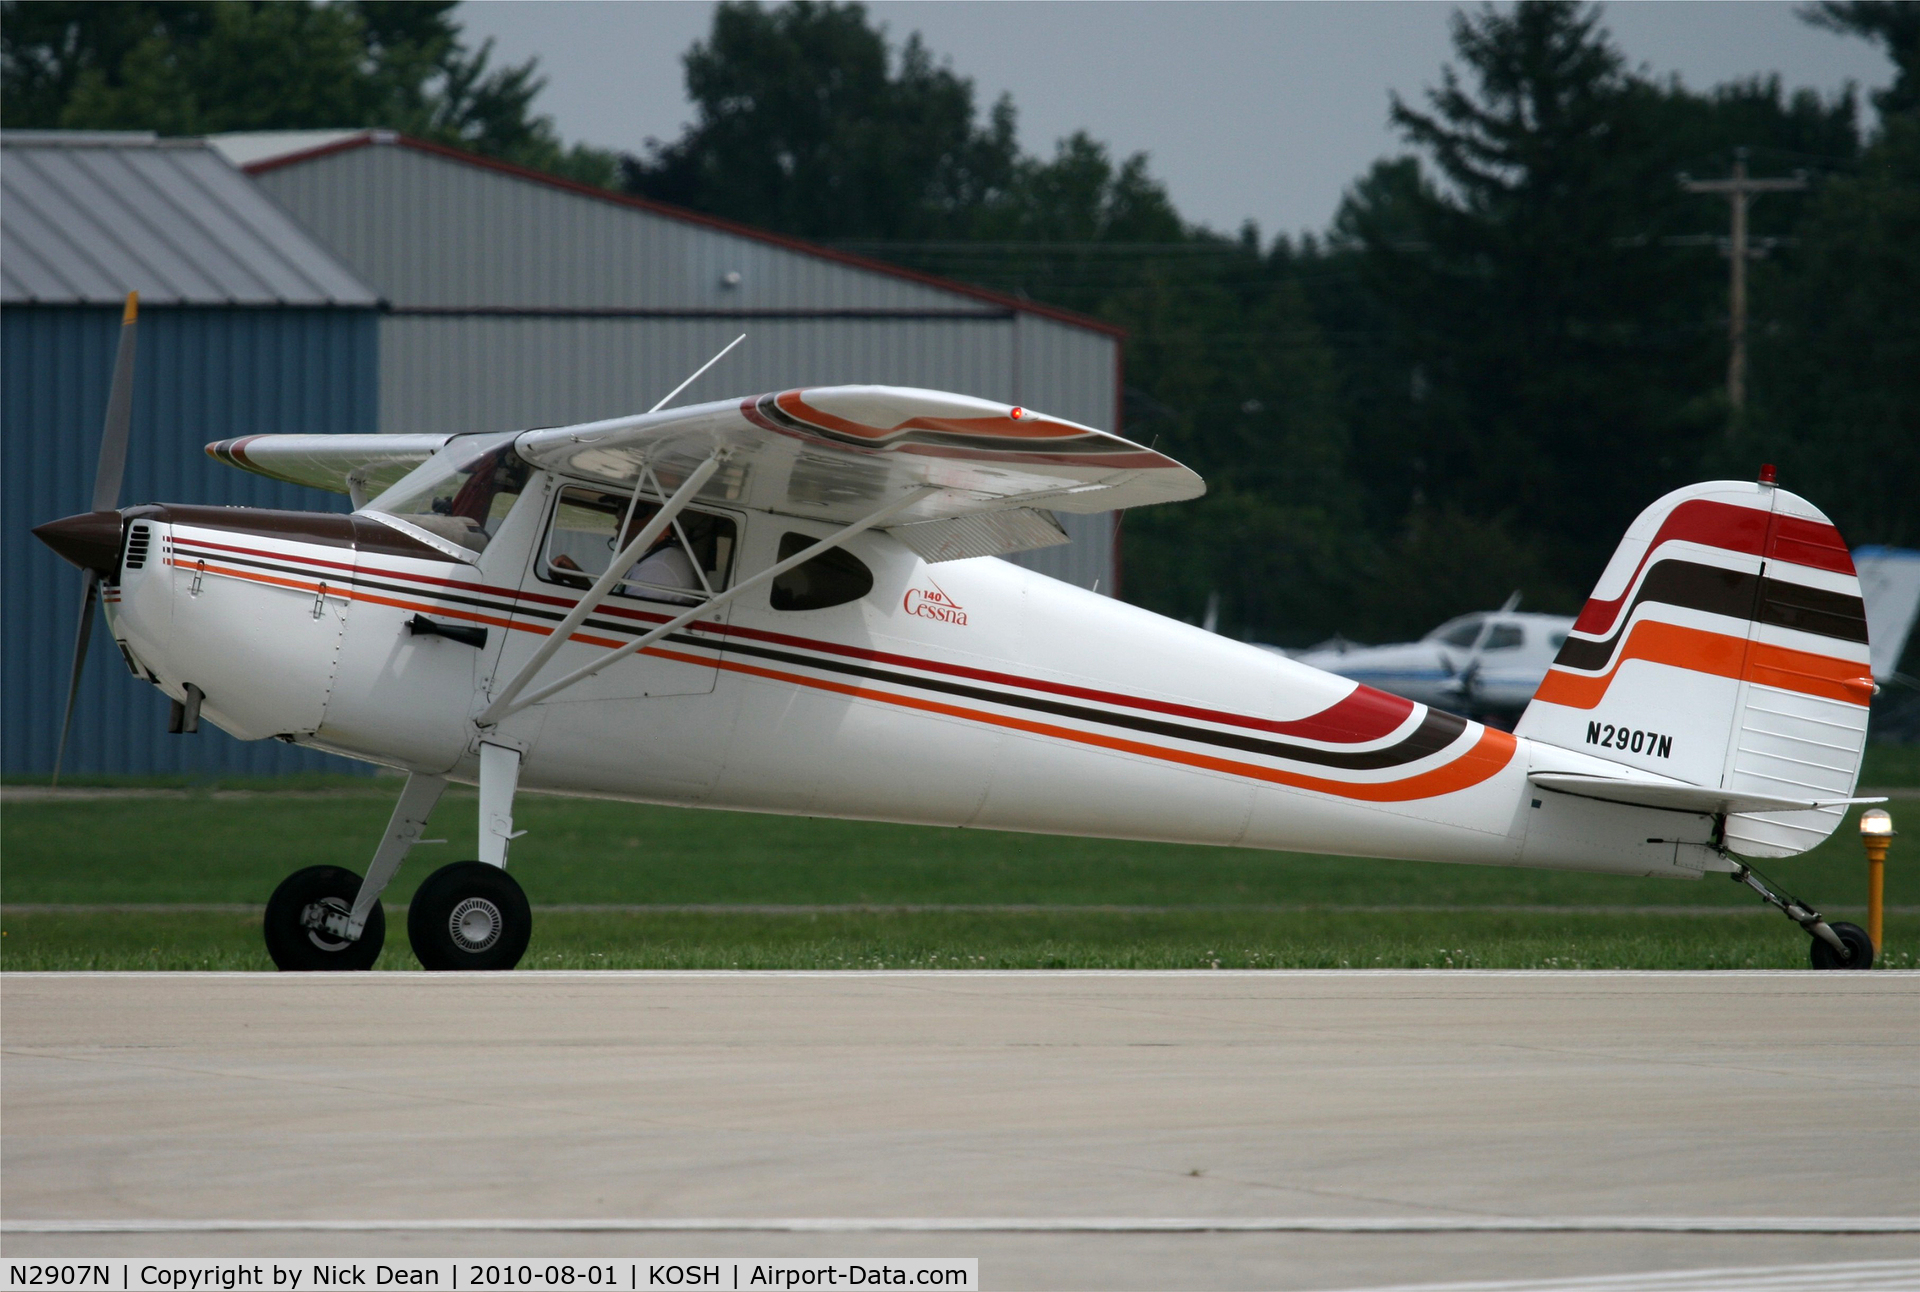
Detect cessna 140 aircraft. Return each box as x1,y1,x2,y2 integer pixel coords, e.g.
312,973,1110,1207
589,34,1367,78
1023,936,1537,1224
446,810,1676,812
35,298,1886,971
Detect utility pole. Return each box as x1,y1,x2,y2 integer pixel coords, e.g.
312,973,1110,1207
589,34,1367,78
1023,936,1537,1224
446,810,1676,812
1679,149,1806,434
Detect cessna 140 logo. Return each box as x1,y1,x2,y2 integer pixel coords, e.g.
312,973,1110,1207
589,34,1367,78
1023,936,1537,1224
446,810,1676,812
903,583,967,625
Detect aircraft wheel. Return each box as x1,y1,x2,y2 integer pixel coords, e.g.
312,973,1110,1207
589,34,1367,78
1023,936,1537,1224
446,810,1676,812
264,865,384,971
1810,921,1875,971
407,861,531,971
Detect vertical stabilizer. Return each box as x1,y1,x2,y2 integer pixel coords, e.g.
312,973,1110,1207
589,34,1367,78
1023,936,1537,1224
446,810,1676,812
1516,479,1875,857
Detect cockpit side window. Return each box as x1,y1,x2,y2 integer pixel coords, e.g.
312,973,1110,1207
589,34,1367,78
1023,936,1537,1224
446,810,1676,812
538,485,736,605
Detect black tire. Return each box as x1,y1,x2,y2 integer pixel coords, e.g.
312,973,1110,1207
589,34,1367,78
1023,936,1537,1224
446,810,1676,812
1810,921,1875,970
264,865,384,971
407,861,531,971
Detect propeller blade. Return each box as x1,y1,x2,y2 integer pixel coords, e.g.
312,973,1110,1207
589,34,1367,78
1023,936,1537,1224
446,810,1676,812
51,570,100,788
90,293,138,513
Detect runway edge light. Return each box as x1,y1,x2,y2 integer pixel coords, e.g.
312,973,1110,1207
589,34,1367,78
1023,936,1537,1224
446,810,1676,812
1860,807,1894,955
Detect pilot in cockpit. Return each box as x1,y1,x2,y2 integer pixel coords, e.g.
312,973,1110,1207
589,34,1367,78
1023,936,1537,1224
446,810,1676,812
550,504,703,605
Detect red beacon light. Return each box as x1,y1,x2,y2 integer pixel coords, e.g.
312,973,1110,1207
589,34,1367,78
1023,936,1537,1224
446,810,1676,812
1758,463,1777,486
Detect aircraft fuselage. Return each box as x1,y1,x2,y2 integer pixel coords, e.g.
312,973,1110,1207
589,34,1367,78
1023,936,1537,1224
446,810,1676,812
101,472,1725,883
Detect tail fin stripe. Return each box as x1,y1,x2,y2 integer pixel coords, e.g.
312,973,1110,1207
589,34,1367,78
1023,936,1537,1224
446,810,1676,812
1555,562,1866,671
1572,500,1768,633
1571,500,1851,635
1558,560,1758,666
1535,620,1871,711
1768,514,1855,574
1757,579,1869,643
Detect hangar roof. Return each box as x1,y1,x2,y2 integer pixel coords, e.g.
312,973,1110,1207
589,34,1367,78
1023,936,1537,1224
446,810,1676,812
1,133,378,308
227,129,1122,337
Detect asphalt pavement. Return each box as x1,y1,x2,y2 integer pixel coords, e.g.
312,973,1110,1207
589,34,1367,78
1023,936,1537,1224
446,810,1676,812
4,971,1917,1290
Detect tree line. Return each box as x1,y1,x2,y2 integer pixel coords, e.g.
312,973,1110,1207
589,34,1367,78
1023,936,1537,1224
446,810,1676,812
8,0,1915,650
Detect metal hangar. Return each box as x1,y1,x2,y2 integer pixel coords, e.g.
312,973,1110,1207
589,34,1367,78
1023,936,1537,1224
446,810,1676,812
2,132,379,777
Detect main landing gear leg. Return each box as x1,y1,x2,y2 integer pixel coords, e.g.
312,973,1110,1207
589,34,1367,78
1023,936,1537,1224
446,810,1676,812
263,772,446,972
1730,863,1874,970
407,742,532,971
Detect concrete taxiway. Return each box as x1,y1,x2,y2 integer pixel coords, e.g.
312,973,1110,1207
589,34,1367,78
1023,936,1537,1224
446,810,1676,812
4,971,1917,1290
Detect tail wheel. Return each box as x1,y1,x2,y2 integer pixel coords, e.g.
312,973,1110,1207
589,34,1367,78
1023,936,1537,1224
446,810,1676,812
1810,921,1875,971
407,861,531,971
264,865,384,971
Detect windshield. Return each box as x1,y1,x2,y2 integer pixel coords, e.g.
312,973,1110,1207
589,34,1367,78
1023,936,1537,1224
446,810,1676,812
363,432,530,555
1428,615,1485,648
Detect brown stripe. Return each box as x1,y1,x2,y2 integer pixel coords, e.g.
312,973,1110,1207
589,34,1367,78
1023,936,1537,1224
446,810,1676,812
1555,559,1864,673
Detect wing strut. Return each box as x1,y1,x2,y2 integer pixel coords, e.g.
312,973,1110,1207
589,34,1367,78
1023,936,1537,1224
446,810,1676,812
478,484,937,724
477,453,727,726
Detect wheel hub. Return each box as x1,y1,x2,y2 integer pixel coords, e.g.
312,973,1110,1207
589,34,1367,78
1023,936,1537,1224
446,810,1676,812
448,896,503,951
300,898,353,951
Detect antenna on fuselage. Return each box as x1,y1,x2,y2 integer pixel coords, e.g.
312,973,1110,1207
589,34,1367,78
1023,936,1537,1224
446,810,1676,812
647,334,746,416
612,333,746,575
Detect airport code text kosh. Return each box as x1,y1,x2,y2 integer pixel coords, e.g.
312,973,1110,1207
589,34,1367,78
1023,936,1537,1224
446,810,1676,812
7,1262,976,1292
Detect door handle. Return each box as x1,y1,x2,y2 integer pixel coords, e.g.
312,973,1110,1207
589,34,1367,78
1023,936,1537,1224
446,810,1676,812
408,614,488,649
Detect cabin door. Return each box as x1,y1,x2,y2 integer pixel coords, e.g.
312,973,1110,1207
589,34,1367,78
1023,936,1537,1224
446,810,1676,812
498,481,740,706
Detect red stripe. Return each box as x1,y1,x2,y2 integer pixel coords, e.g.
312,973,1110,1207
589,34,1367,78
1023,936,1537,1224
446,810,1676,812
1573,500,1851,637
1573,500,1768,635
1768,513,1855,575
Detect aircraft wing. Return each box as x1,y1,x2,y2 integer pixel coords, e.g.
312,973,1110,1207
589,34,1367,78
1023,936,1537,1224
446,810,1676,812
206,434,453,500
511,387,1204,541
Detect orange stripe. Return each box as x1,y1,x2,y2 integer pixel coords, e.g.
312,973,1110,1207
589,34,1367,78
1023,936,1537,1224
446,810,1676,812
174,559,1515,803
688,651,1517,803
1533,619,1869,709
1746,641,1877,705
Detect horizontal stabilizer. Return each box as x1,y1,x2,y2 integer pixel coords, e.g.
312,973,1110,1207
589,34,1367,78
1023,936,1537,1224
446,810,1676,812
1528,772,1884,817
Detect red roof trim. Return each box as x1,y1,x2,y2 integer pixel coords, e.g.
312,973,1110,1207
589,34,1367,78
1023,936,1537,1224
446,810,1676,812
244,132,1126,340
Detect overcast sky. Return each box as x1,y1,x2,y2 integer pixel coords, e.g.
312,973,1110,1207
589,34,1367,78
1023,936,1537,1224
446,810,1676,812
459,1,1894,239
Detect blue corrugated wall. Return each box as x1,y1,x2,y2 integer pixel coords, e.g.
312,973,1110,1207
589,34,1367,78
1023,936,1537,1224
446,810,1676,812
3,305,379,778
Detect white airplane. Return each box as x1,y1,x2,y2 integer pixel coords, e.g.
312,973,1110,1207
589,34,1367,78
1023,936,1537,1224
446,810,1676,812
1289,598,1575,722
35,299,1886,971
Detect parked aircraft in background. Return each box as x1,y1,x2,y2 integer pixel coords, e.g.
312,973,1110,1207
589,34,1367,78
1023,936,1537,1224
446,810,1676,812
1854,547,1920,683
1289,596,1575,726
1292,548,1920,729
33,298,1888,974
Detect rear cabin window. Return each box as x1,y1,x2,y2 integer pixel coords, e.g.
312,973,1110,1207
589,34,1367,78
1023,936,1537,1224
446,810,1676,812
770,532,873,611
539,486,736,605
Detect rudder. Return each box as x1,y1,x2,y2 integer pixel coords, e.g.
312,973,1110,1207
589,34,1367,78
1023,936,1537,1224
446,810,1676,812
1516,478,1875,857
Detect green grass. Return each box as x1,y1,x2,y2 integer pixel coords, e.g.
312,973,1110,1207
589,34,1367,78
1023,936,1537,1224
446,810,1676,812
6,908,1915,972
1861,742,1920,787
4,788,1912,908
3,768,1914,971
